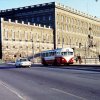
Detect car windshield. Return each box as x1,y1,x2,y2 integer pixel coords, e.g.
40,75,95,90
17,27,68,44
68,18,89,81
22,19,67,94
20,58,28,62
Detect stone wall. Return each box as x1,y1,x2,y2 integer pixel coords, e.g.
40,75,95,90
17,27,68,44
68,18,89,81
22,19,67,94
0,18,53,61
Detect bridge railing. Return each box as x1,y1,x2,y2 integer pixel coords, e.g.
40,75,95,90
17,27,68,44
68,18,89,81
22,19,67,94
76,57,100,64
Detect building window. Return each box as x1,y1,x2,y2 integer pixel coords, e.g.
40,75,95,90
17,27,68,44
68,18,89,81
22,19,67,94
5,30,8,40
49,15,52,21
12,31,15,41
37,17,40,22
43,16,46,21
49,24,52,28
19,31,22,41
26,18,28,22
31,33,33,41
72,18,74,24
13,46,15,48
37,34,40,42
25,32,28,41
32,18,34,22
6,46,8,49
62,15,64,22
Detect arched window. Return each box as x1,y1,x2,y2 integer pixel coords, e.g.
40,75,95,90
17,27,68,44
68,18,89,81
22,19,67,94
32,17,34,22
5,29,8,40
49,15,52,21
19,30,22,41
37,17,40,22
25,31,28,41
43,16,46,21
12,31,15,40
62,15,64,22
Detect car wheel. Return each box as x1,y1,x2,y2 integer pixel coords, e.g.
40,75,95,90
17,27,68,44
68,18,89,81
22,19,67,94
16,64,21,68
15,65,19,68
28,65,31,68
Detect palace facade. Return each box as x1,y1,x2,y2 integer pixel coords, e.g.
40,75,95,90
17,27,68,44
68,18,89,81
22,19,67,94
0,18,53,61
0,2,100,61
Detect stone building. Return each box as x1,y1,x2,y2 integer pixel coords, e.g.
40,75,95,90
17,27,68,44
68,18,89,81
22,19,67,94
0,2,100,60
55,3,100,48
0,2,56,48
55,3,100,58
0,18,53,61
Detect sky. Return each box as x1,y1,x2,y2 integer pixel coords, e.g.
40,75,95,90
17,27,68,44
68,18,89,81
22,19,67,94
0,0,100,18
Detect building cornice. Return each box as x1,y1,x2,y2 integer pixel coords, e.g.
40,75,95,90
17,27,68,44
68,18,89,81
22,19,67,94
55,2,100,22
0,1,100,23
0,17,52,30
0,2,55,13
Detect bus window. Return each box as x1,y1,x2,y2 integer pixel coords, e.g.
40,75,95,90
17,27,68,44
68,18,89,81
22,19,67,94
48,52,51,56
49,52,53,56
46,53,48,57
61,52,64,55
56,52,60,55
41,53,44,57
51,52,53,56
51,52,54,56
68,52,73,55
64,52,67,55
44,53,46,57
54,52,56,55
61,52,67,56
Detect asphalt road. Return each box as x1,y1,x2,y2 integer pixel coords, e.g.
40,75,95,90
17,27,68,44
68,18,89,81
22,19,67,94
0,63,100,100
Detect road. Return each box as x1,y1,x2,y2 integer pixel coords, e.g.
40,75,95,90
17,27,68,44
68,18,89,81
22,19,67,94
0,63,100,100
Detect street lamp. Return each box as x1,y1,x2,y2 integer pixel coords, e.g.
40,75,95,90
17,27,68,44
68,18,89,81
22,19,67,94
88,27,93,48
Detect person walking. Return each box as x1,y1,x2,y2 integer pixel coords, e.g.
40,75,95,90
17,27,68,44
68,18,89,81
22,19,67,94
98,54,100,62
77,55,82,64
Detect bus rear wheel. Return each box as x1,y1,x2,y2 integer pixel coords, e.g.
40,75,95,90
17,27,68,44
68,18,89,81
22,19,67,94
53,60,61,66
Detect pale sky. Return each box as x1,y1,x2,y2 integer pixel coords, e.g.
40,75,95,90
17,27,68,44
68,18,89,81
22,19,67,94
0,0,100,18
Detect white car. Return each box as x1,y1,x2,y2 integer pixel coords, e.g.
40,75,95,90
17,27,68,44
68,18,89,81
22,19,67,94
15,58,32,68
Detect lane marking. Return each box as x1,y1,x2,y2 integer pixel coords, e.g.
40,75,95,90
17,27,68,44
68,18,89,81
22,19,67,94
51,88,87,100
0,81,25,100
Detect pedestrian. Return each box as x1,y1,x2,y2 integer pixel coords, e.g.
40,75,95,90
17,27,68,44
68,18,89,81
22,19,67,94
98,54,100,62
75,56,78,63
78,55,82,64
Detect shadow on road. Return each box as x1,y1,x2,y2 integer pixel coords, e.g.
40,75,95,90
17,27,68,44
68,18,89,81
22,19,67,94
0,64,17,69
1,63,100,72
32,64,100,72
0,63,36,69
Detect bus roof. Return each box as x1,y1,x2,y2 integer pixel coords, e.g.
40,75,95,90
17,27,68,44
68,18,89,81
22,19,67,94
42,49,54,53
55,48,73,52
42,48,73,53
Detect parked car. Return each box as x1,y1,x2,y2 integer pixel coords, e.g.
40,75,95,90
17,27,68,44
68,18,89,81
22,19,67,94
15,58,32,68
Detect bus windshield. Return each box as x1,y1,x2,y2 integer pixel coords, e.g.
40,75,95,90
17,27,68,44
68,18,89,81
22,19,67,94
61,52,73,56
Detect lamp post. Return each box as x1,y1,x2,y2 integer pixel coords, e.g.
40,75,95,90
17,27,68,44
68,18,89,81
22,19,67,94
88,27,92,56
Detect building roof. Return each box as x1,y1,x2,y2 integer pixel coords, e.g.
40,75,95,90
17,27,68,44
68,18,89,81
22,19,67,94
0,2,100,22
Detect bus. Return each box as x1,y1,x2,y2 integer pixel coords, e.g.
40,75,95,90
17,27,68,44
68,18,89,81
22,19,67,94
41,48,74,66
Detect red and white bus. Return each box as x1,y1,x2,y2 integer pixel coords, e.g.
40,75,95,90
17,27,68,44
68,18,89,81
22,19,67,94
41,48,74,66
